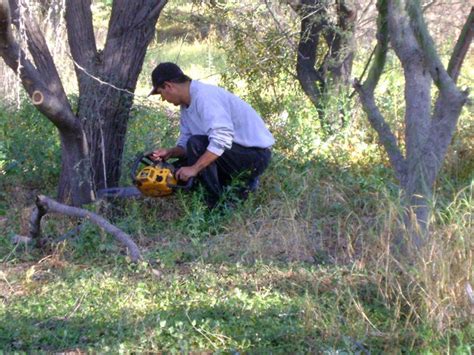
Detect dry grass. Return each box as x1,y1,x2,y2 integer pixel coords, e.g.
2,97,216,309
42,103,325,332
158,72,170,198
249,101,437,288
203,172,473,345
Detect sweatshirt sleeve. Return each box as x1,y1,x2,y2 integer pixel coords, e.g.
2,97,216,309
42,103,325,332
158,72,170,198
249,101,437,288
195,94,234,156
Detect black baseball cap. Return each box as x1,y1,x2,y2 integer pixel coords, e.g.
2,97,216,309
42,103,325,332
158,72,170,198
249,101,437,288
148,62,186,96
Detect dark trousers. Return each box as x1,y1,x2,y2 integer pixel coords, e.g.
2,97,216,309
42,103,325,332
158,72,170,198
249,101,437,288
185,135,271,207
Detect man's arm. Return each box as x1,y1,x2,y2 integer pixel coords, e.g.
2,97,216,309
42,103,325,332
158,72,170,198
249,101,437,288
175,150,219,181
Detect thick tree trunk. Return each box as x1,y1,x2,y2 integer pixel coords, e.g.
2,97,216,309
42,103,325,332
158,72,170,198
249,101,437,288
79,88,133,190
2,0,168,205
57,128,94,205
0,0,95,206
401,162,434,248
389,2,433,241
68,0,166,191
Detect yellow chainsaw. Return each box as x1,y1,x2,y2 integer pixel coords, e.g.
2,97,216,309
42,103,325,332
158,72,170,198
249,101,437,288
97,153,193,199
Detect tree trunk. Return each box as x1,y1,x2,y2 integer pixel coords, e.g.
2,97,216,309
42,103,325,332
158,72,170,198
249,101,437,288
57,128,94,205
295,0,326,112
1,0,167,205
294,0,356,131
354,0,471,251
68,0,166,191
401,162,434,248
328,0,357,86
79,87,133,191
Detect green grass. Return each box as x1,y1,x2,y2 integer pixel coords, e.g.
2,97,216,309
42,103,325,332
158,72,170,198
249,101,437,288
0,79,472,352
2,257,465,353
1,152,471,351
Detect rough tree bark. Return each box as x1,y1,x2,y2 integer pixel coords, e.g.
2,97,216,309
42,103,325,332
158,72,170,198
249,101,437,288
354,0,472,248
67,0,167,192
0,0,168,206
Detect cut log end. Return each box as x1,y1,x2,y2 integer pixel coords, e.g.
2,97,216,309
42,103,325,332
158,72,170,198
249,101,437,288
31,90,44,105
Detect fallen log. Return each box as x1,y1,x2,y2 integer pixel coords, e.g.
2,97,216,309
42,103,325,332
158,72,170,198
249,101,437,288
28,195,142,262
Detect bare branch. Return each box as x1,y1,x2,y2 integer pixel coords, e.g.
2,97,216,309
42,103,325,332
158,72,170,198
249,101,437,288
28,205,46,247
422,89,467,182
447,6,474,83
31,195,142,262
413,4,471,176
361,0,388,93
354,80,407,184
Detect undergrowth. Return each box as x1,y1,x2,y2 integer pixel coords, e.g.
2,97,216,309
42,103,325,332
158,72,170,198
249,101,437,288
0,94,472,351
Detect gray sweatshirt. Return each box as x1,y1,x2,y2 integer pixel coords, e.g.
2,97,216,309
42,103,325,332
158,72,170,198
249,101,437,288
177,80,275,156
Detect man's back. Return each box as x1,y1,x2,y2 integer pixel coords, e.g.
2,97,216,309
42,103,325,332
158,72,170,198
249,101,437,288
178,80,275,155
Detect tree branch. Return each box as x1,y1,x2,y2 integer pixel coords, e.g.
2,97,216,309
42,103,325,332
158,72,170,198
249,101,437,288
30,195,142,262
0,0,77,130
147,0,168,24
405,1,462,95
65,0,98,79
447,6,474,83
324,0,357,85
361,0,388,93
28,205,46,247
19,1,69,103
354,0,407,184
354,80,407,184
417,4,471,179
388,0,433,170
101,0,169,91
296,0,327,109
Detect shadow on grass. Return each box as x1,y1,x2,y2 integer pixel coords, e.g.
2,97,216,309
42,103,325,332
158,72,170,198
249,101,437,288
0,301,326,352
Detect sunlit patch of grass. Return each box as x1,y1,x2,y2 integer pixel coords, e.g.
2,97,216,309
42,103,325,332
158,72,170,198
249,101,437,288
0,257,408,352
2,233,471,352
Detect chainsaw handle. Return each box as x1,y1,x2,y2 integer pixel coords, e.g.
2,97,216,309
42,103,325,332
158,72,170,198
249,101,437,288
131,152,175,183
168,177,194,191
130,154,151,182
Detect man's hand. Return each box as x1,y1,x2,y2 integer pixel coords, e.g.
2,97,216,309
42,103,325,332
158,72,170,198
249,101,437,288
176,166,199,182
150,148,172,162
175,150,219,182
150,146,185,162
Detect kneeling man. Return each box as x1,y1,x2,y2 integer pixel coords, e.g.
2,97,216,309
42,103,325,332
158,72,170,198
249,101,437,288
149,62,274,208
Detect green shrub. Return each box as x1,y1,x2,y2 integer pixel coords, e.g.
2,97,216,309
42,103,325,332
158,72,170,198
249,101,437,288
0,100,60,190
